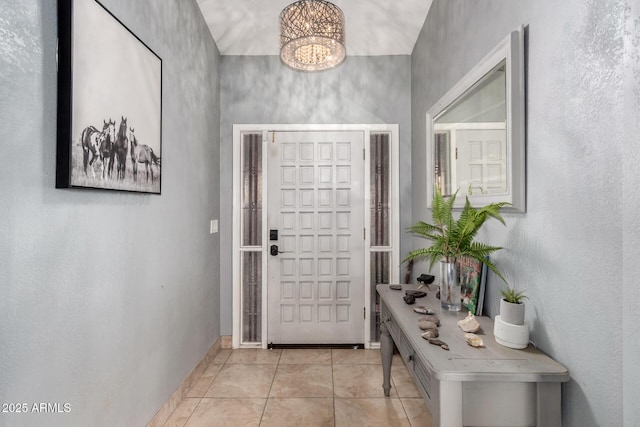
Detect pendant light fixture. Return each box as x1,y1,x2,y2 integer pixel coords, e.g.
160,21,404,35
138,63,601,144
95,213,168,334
279,0,346,71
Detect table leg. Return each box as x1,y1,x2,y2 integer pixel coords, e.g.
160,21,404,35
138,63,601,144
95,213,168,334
440,380,463,426
380,320,393,397
537,382,562,427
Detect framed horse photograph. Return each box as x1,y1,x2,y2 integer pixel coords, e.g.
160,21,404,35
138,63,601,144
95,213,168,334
56,0,162,194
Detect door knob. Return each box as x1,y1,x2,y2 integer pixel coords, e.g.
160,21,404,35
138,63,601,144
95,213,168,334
270,245,283,256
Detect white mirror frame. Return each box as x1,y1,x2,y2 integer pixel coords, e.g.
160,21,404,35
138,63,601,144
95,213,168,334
426,26,525,212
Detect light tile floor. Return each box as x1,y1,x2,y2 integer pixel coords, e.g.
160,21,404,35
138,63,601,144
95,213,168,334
163,348,432,427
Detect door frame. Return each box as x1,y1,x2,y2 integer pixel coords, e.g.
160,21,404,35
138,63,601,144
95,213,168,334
232,124,400,349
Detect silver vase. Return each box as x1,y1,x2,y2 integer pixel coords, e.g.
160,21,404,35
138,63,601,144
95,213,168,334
440,261,461,311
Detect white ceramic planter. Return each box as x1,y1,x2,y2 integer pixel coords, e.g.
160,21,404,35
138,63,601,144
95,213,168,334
494,315,530,349
500,298,525,325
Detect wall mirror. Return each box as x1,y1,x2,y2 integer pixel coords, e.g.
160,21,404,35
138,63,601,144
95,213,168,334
426,26,525,212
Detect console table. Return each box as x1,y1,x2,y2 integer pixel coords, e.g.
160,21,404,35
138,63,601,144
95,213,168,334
378,284,569,427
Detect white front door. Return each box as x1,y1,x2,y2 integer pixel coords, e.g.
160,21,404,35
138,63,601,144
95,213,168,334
267,131,365,344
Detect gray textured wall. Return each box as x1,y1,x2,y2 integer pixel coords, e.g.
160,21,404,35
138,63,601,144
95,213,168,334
0,1,221,425
412,0,635,425
623,1,640,425
219,55,412,335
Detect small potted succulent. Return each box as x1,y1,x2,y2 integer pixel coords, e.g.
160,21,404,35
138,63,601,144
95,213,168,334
499,287,527,325
495,286,530,349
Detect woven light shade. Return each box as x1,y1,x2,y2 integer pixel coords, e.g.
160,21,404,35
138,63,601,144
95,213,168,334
279,0,346,71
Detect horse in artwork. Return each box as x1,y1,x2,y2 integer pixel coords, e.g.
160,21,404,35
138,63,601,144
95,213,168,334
81,120,115,180
109,116,129,180
98,119,116,180
129,127,159,184
81,125,102,179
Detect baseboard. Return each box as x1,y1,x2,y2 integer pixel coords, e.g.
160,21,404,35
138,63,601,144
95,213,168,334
220,335,232,349
146,338,222,427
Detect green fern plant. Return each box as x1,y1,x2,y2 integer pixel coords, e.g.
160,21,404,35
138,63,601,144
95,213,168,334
404,186,510,283
500,287,527,303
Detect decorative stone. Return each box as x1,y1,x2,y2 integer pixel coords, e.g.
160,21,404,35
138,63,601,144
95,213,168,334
427,338,449,351
421,329,439,339
406,290,427,298
464,333,484,348
413,306,435,315
419,320,438,331
418,315,440,326
457,312,481,333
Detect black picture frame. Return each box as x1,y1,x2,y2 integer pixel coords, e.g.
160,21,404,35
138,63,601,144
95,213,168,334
56,0,162,194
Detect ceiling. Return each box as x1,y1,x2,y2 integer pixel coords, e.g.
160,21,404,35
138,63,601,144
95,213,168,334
196,0,433,56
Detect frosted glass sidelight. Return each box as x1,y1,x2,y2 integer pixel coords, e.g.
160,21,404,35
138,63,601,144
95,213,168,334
370,251,390,341
242,133,262,246
369,133,391,341
370,133,390,247
434,131,452,196
242,251,262,343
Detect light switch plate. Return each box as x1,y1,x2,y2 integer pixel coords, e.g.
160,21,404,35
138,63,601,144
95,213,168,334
210,219,218,234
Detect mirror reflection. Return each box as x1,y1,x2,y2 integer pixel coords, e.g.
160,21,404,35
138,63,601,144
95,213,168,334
434,61,507,198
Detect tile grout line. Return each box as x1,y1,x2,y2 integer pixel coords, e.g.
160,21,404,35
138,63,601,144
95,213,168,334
392,360,421,426
178,396,202,427
258,348,282,426
162,351,224,427
397,396,414,427
165,351,226,427
391,373,412,426
331,349,336,427
180,349,232,426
